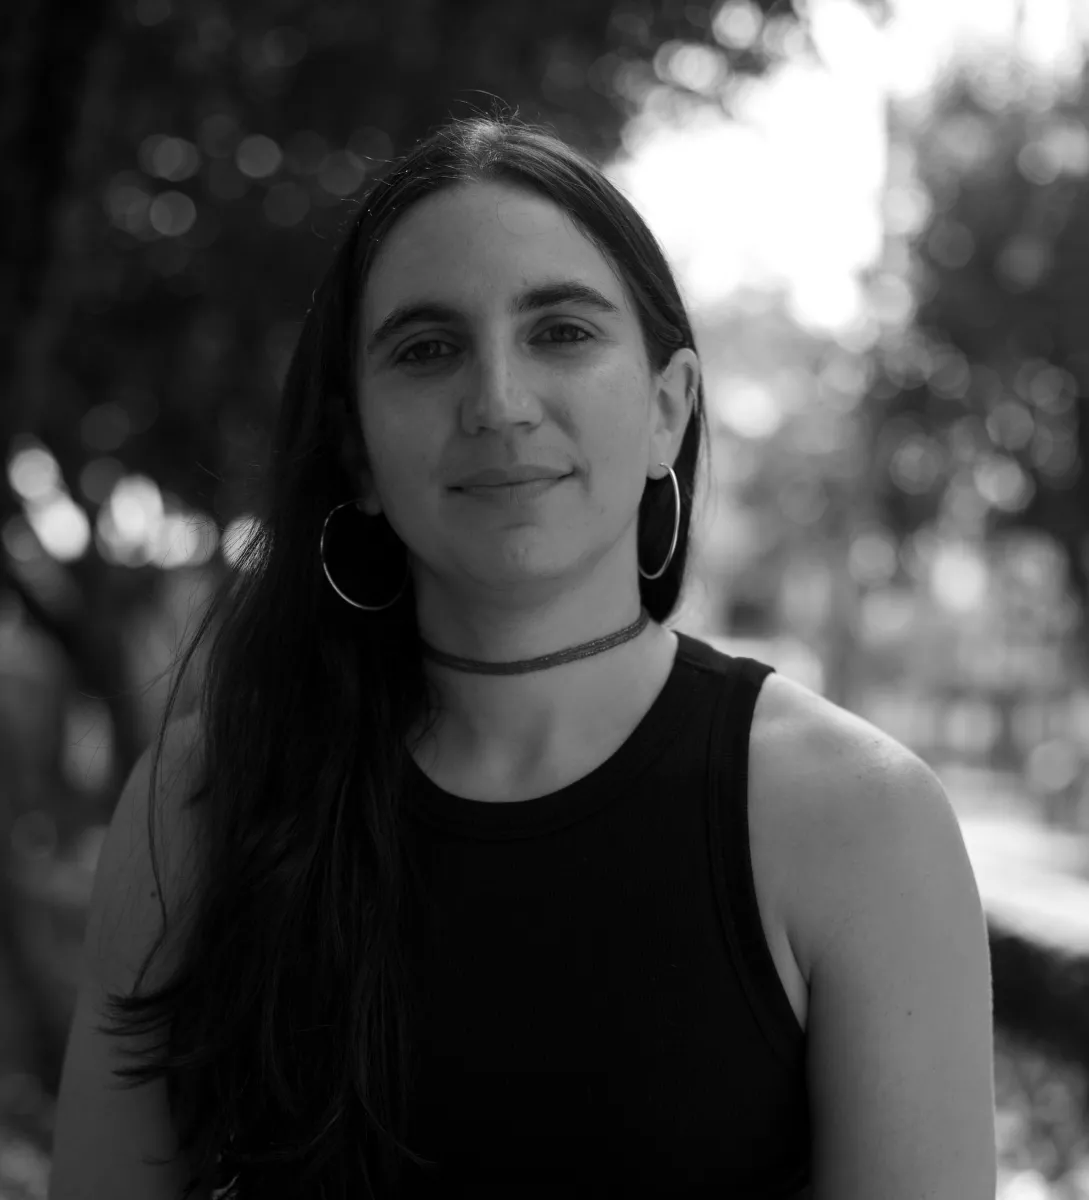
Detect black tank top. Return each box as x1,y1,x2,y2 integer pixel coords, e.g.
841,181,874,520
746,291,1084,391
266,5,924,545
396,631,811,1197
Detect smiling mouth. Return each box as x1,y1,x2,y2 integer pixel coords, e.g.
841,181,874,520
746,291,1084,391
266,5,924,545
453,474,571,490
452,474,573,500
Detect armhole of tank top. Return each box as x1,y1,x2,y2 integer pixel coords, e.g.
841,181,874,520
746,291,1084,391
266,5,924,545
706,656,807,1069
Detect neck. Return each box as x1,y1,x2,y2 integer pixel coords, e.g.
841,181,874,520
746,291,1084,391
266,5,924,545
420,606,649,674
411,597,668,776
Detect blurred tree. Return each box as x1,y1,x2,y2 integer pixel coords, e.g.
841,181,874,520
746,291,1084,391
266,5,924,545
869,72,1089,613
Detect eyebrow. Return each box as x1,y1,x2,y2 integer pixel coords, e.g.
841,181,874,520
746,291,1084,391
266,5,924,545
363,281,623,356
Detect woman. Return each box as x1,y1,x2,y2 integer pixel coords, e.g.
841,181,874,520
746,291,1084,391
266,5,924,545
51,114,996,1198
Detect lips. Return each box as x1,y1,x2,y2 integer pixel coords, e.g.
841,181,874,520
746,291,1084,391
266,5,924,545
451,466,571,488
453,474,572,503
455,474,570,490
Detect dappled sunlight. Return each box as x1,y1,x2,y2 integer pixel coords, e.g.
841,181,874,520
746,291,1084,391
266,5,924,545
24,498,91,565
7,441,90,563
95,475,218,569
5,440,218,571
220,513,261,570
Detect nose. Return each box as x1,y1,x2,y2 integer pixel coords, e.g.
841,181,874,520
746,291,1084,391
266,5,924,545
459,344,543,435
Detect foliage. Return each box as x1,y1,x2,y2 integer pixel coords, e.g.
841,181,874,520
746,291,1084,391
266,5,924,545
869,72,1089,609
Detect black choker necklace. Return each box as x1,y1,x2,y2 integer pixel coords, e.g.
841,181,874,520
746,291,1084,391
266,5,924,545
419,607,651,675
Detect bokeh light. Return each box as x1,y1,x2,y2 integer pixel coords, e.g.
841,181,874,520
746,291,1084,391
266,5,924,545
94,474,219,568
140,134,201,181
236,134,283,179
317,150,366,196
25,496,91,563
221,514,261,569
148,190,197,236
7,443,61,504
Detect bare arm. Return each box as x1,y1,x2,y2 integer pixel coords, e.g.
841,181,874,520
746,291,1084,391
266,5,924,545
50,713,211,1200
801,741,997,1199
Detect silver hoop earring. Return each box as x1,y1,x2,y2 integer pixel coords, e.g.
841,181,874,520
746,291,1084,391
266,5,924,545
638,462,680,582
319,499,409,612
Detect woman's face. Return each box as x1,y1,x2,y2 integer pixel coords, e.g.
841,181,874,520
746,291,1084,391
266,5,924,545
355,180,693,604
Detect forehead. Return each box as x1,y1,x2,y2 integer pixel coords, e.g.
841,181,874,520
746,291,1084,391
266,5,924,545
362,181,626,312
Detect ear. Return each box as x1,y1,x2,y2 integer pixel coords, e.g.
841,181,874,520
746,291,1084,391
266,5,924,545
648,347,700,477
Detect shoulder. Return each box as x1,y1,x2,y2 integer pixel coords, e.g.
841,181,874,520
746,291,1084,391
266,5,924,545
155,708,206,783
133,710,208,883
146,709,208,894
750,671,997,1197
52,711,212,1200
113,709,207,855
751,672,997,1195
88,710,208,987
748,670,965,979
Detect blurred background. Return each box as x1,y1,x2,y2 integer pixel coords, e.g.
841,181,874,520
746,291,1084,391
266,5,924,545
2,0,1089,1195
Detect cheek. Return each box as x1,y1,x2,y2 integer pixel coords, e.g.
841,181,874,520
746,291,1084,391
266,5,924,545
580,401,649,494
361,408,428,504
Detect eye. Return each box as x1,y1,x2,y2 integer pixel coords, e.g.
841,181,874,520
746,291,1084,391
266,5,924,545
396,339,457,366
539,322,593,345
394,323,593,368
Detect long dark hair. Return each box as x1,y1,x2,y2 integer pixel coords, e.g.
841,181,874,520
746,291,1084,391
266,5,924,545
99,111,711,1198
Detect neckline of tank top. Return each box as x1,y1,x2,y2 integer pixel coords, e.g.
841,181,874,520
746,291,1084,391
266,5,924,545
401,630,733,839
